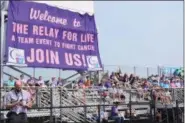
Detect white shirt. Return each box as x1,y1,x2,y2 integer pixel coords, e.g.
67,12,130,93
165,91,171,96
175,82,181,88
37,80,45,86
51,80,58,87
117,89,123,94
109,87,117,94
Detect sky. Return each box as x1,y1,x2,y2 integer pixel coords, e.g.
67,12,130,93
3,1,184,80
94,1,183,73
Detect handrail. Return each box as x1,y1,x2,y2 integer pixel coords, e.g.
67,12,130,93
63,72,89,87
63,72,79,81
8,66,32,78
3,72,19,80
0,86,184,91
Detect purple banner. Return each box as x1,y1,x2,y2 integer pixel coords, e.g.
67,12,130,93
5,1,102,71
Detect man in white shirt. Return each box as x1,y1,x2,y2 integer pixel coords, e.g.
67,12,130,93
36,76,45,87
19,74,27,86
50,77,58,87
5,80,32,123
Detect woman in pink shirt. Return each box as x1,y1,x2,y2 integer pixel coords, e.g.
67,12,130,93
170,81,176,88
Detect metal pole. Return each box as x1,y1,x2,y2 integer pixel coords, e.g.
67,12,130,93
84,104,87,123
150,90,153,122
60,87,63,122
98,105,101,123
59,69,61,77
33,68,35,78
157,66,161,77
133,66,136,75
153,96,156,123
147,67,149,78
50,88,53,123
176,100,179,123
129,90,132,123
1,11,6,85
0,10,6,122
98,71,101,84
165,105,169,123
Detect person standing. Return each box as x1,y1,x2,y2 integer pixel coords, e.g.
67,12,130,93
5,80,32,123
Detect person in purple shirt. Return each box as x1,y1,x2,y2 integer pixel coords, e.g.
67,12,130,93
111,102,124,123
27,77,35,86
104,80,112,88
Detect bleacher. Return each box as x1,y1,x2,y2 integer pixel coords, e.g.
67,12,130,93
1,85,183,123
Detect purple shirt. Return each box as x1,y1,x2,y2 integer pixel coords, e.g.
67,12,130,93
104,81,111,88
111,106,118,117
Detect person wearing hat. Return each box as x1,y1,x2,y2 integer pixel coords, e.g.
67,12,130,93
5,80,32,123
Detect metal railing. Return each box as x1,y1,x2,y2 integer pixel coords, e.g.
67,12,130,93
0,87,184,123
2,65,183,82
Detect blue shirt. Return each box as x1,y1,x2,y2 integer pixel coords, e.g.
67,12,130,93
7,80,15,87
160,82,164,87
163,83,170,88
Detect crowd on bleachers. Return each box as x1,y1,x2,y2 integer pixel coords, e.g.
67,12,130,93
3,69,184,105
2,70,184,123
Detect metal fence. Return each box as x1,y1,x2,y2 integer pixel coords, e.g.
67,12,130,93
0,87,184,123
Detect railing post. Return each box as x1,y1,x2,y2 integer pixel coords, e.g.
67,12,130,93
98,105,101,123
150,89,153,122
165,105,169,123
157,66,161,77
0,11,6,122
59,69,61,77
50,87,53,123
84,104,87,123
60,87,63,122
35,88,39,108
176,100,179,123
147,67,149,78
133,66,136,75
33,67,35,78
153,91,156,123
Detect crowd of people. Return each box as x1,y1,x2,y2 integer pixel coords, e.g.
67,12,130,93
4,70,184,104
2,70,184,123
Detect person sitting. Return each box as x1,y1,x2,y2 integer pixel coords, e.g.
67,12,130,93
175,79,181,88
163,80,170,88
57,77,63,86
7,76,15,88
117,85,125,102
50,77,58,87
109,84,118,101
94,106,108,123
170,81,176,88
110,102,124,123
27,77,35,87
84,76,91,88
19,74,27,86
125,108,137,119
36,76,45,87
